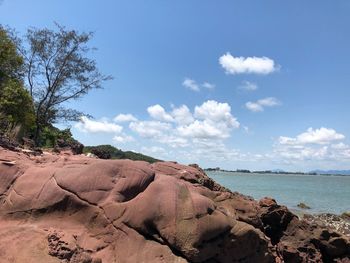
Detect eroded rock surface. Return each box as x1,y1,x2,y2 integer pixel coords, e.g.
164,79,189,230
0,147,349,262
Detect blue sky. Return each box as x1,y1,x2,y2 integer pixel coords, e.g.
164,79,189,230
1,0,350,171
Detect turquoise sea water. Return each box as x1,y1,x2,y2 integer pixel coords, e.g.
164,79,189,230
207,171,350,215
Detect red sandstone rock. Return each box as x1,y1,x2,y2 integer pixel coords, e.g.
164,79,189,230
0,146,349,262
258,198,350,263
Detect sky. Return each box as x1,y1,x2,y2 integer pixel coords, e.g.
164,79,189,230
1,0,350,171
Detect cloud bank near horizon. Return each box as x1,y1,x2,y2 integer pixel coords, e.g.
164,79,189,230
74,100,350,170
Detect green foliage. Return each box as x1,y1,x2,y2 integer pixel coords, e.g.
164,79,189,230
0,26,23,83
0,26,34,137
40,126,59,148
0,79,35,127
40,126,74,148
84,144,160,163
38,125,83,154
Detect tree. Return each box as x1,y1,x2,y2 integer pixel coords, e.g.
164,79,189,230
19,24,112,145
0,26,34,137
0,26,23,86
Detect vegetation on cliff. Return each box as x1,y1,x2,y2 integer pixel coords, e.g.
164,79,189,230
84,144,160,163
0,26,35,139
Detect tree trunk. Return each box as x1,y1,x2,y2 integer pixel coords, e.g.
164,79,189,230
34,120,41,146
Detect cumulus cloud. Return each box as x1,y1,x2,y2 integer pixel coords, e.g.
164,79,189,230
129,121,171,138
158,136,189,148
331,142,349,150
175,101,239,140
147,104,174,122
274,145,330,161
219,53,278,75
76,101,246,163
128,100,239,149
178,120,228,139
194,100,239,128
171,105,194,125
273,127,349,165
114,113,137,123
279,127,345,145
75,116,123,133
245,97,281,112
239,81,258,91
183,78,200,91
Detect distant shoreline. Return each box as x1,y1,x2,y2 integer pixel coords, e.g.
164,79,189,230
204,168,350,176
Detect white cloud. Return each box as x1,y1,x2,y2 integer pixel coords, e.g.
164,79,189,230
202,82,215,90
258,97,280,107
273,127,349,165
140,146,169,160
194,100,239,128
274,145,330,161
245,97,281,112
127,100,239,149
113,134,134,143
114,113,137,123
147,104,174,122
183,78,215,92
331,142,349,150
75,116,123,133
219,53,278,75
279,127,345,145
239,81,258,91
245,102,264,112
129,121,171,138
158,135,189,148
175,101,239,140
180,139,259,163
171,105,194,125
178,120,229,139
183,78,200,92
141,146,166,155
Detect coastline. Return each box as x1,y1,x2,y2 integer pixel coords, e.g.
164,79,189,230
204,169,350,177
207,170,350,216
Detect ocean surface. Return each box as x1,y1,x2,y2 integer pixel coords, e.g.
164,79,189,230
207,171,350,215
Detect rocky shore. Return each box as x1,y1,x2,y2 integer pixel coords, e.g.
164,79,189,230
303,213,350,238
0,147,349,262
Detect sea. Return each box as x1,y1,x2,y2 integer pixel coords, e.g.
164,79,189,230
207,171,350,215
